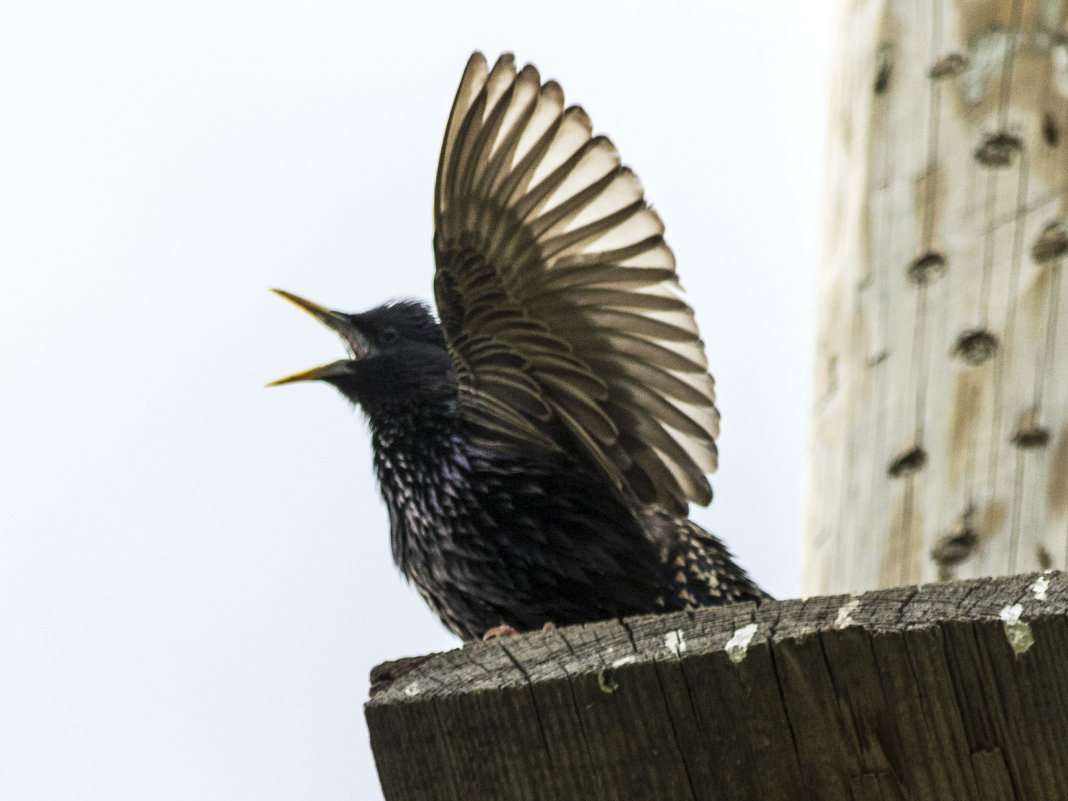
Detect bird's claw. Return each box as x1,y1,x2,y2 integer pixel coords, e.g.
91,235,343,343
481,621,556,640
482,625,519,640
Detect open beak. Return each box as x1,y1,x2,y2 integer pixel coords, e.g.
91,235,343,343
267,361,352,387
268,289,370,386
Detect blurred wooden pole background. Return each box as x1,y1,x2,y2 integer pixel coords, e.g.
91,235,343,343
805,0,1068,595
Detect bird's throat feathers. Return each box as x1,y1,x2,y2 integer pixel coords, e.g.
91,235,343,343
366,384,461,456
341,342,457,417
356,344,464,480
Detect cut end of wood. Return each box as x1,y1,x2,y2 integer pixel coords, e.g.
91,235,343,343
369,655,436,697
366,573,1068,801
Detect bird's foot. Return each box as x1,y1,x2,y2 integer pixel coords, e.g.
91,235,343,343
482,625,519,640
482,621,556,640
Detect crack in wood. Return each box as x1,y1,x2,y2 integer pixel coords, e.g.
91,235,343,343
368,574,1068,800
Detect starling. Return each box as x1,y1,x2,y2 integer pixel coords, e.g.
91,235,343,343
271,52,766,641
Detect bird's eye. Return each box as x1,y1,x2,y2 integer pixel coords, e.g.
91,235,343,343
379,326,399,346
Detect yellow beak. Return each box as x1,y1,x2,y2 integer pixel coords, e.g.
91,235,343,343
268,289,369,386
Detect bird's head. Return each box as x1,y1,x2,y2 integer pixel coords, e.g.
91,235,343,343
269,289,454,413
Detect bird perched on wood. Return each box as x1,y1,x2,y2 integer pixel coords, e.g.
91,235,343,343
271,52,766,641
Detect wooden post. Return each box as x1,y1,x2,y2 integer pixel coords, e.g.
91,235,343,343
367,571,1068,801
805,0,1068,595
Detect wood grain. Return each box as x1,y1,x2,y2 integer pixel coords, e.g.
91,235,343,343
367,571,1068,801
806,0,1068,595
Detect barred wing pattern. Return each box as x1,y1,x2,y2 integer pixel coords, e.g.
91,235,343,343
433,52,719,514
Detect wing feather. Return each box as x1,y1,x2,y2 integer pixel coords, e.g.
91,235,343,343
434,52,720,513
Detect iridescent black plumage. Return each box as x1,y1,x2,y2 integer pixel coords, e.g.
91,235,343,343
271,53,766,641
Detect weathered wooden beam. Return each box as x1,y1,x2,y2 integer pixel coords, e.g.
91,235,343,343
366,571,1068,801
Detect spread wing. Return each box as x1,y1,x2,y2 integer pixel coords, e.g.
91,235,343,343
433,52,719,514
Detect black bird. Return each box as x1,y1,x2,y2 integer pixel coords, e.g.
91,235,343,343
271,52,766,641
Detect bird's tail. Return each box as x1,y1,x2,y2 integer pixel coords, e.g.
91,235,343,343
639,507,770,609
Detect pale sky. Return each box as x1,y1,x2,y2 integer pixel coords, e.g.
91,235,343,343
2,2,833,798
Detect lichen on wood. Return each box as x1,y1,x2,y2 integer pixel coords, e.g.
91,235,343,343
367,572,1068,801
